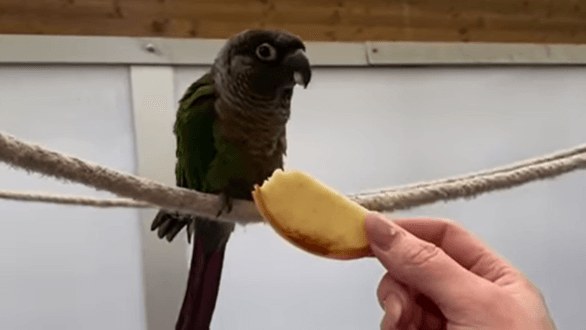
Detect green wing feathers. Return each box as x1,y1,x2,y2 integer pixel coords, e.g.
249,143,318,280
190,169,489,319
151,73,219,241
174,73,217,192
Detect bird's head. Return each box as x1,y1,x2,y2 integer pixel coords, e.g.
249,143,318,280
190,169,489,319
212,29,311,105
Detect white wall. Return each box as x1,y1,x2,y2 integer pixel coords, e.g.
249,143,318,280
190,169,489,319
176,66,586,330
0,66,145,330
131,66,190,330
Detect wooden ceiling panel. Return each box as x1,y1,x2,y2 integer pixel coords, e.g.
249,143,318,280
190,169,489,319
0,0,584,43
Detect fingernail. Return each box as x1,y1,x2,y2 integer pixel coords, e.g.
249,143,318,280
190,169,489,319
365,212,397,250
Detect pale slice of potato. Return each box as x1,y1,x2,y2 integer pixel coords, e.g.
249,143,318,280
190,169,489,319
252,169,370,259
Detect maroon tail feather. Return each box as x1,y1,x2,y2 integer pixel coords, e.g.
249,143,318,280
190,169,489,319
175,235,229,330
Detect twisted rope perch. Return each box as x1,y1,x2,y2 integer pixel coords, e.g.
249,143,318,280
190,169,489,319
0,132,259,224
1,131,585,224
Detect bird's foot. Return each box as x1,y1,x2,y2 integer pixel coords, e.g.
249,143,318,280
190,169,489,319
151,210,189,242
216,192,233,218
186,220,195,244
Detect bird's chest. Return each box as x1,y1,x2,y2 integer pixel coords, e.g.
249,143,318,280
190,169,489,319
214,101,288,183
233,132,285,181
216,122,285,185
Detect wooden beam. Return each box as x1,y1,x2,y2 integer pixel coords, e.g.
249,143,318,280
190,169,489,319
0,0,585,43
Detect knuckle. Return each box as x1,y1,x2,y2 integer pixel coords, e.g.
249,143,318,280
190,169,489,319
481,287,508,306
377,273,393,305
524,278,546,302
515,276,540,295
479,288,524,322
402,240,442,266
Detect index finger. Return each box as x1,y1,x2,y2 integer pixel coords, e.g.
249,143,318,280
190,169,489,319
391,217,519,283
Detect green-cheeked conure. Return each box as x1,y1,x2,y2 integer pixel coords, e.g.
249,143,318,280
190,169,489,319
151,30,311,330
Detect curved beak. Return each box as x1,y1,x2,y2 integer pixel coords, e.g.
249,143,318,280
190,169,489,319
283,49,312,88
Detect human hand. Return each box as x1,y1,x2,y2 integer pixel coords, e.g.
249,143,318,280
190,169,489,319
365,212,557,330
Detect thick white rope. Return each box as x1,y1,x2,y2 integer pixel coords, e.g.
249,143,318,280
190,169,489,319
350,143,586,211
0,132,260,224
1,131,585,224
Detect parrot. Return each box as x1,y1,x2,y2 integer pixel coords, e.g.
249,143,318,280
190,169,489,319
150,29,311,330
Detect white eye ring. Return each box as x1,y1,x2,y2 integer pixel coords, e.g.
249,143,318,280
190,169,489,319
255,43,277,61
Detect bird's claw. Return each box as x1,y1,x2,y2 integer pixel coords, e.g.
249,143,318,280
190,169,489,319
186,221,194,244
216,192,233,218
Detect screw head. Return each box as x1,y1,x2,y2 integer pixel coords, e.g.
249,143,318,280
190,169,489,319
145,43,157,53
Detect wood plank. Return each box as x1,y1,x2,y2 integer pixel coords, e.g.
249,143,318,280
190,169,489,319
0,0,585,43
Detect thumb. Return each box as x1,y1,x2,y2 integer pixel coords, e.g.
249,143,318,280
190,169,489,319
365,212,488,312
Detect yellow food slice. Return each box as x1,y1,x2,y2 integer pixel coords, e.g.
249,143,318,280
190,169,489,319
253,169,370,259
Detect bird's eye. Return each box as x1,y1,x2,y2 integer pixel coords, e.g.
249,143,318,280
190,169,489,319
255,43,277,61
